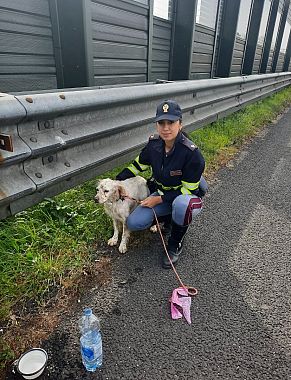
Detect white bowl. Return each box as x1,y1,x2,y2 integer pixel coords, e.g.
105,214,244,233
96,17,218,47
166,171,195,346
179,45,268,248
15,348,48,379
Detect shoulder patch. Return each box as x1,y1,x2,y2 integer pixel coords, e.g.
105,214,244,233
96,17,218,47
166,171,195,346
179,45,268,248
149,133,159,141
181,137,197,151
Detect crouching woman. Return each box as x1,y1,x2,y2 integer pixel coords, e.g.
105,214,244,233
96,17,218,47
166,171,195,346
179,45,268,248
116,100,207,268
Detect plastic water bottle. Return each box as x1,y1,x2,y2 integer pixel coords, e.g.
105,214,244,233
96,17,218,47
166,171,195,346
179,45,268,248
79,308,103,371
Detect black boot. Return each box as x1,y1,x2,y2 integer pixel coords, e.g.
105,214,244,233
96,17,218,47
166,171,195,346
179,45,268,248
162,214,172,237
162,221,188,269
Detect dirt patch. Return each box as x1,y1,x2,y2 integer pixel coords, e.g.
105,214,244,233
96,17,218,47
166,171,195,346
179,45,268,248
1,255,112,380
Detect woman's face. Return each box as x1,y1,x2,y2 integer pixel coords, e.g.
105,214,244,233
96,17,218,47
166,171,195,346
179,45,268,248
156,120,181,143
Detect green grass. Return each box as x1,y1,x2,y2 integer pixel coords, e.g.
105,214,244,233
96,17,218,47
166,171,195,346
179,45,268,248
191,89,291,169
1,86,291,368
0,168,123,321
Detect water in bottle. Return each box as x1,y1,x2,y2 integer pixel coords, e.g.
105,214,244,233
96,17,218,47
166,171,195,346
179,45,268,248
79,308,103,371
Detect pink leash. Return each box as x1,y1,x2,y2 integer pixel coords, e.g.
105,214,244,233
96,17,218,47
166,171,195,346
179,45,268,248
122,194,198,324
152,208,198,324
152,208,198,296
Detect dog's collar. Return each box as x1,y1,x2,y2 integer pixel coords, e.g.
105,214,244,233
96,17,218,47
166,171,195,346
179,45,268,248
117,187,139,203
119,194,138,203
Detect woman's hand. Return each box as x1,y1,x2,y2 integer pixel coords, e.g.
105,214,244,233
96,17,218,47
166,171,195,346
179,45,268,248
140,195,162,208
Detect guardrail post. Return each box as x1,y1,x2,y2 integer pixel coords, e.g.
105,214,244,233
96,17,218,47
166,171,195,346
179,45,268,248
271,0,290,72
83,0,94,86
242,0,265,75
54,0,94,88
260,0,280,73
215,0,241,78
170,0,197,80
283,29,291,70
48,0,65,88
147,0,154,82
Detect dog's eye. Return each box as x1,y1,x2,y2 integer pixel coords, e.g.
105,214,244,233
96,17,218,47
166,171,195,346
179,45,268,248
104,190,109,193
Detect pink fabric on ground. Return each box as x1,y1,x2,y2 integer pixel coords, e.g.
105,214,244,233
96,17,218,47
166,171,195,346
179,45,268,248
170,287,192,324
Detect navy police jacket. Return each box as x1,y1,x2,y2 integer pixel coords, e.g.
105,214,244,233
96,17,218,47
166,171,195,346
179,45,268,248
116,132,205,203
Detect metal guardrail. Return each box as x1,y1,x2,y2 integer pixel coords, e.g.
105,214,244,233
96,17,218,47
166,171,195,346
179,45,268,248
1,72,291,220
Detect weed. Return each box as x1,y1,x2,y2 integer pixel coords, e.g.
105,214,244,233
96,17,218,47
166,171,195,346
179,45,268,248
0,339,14,370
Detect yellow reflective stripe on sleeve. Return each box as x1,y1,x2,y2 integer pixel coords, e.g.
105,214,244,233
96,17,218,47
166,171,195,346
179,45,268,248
155,179,199,194
127,164,140,176
181,186,192,195
181,180,200,191
157,189,164,195
135,156,149,171
155,180,181,191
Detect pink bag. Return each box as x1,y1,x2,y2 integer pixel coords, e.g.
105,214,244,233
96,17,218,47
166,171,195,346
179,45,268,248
170,287,192,324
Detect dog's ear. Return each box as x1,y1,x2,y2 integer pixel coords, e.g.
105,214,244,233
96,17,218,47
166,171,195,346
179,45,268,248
117,184,127,200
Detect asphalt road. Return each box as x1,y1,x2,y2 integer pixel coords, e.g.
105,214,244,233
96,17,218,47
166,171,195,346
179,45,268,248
8,109,291,379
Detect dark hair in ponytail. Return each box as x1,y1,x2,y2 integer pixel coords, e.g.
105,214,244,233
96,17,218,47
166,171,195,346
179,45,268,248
178,118,190,138
181,130,190,138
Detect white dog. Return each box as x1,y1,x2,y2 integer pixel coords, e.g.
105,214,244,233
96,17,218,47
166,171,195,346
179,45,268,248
95,176,149,253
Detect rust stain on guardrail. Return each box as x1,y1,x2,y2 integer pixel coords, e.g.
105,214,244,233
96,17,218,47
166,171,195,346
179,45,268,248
0,188,7,200
0,134,13,152
0,153,6,199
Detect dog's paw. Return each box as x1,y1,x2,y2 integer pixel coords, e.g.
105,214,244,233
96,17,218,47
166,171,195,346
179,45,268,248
118,243,128,254
108,237,118,246
150,223,163,233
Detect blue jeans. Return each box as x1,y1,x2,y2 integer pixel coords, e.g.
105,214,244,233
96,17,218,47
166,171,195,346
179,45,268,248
126,193,203,231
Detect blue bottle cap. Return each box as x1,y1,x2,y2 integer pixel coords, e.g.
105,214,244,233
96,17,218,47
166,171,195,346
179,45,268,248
84,308,92,316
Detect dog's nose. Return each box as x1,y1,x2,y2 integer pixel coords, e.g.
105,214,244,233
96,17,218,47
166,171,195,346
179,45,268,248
94,197,99,203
